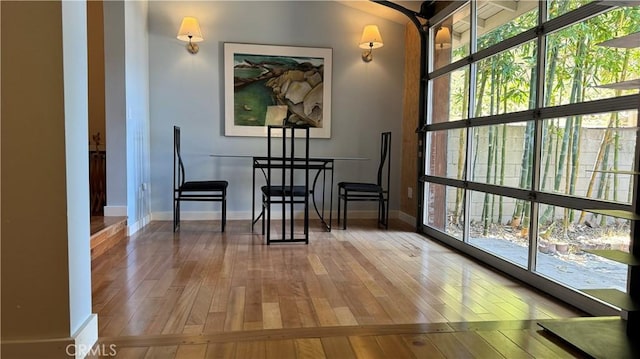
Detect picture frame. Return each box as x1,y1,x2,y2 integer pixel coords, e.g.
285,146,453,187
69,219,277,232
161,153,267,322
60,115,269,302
224,43,332,138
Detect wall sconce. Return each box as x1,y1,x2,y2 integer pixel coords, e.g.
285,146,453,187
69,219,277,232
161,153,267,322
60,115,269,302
435,26,452,50
177,16,203,54
359,25,383,62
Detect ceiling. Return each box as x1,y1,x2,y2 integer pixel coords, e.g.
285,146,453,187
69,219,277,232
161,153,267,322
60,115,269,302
339,1,544,41
336,1,425,25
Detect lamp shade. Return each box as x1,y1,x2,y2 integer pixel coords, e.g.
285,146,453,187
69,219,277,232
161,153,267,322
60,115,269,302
177,17,203,43
359,25,383,49
435,26,451,49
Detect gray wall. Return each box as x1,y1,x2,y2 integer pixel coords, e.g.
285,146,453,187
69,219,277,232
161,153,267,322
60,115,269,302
148,1,406,219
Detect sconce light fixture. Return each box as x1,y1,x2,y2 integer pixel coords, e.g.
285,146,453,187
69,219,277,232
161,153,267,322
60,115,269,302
177,16,203,54
435,26,452,50
359,25,383,62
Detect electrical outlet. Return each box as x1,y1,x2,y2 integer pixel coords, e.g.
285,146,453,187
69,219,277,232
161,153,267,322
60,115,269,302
407,187,413,199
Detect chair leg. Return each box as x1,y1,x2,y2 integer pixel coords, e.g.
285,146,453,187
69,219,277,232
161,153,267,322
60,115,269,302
343,191,348,230
381,194,388,229
266,199,271,245
385,196,389,229
177,200,182,230
337,190,341,227
378,194,387,229
377,195,381,226
261,196,266,235
222,194,227,232
263,195,271,245
304,197,309,244
174,199,180,232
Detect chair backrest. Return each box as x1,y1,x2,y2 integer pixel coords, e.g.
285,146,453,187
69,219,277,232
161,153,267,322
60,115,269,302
266,125,310,192
173,126,186,189
377,132,392,189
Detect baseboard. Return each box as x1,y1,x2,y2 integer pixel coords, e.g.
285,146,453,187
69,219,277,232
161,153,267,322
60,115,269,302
70,314,99,359
152,210,399,221
398,211,416,226
152,211,230,221
127,214,151,236
1,314,97,359
334,210,399,220
103,205,126,217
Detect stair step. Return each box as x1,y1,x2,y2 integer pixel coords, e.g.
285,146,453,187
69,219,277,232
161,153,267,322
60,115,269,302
90,217,127,260
582,288,639,311
538,317,635,359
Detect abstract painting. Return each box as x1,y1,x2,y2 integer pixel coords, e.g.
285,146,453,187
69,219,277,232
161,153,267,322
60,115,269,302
224,43,332,138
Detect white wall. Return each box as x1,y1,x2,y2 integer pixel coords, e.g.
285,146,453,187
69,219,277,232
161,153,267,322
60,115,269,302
148,1,406,219
61,0,94,337
125,0,151,231
103,0,151,233
103,1,128,215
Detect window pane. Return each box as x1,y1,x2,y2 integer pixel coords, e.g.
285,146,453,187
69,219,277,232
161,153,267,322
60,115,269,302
547,0,593,20
433,3,470,70
431,67,470,124
471,122,533,189
477,2,538,51
426,128,466,180
536,205,629,291
424,182,464,240
539,111,637,204
474,41,536,117
468,191,530,268
544,7,640,106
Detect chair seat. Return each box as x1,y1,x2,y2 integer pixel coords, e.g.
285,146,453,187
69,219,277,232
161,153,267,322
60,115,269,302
338,182,383,193
180,180,228,191
261,185,308,197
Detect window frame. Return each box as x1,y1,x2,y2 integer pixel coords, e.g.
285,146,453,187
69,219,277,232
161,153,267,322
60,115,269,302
420,0,640,316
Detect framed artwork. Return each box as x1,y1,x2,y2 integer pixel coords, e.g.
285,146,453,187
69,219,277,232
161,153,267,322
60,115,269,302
224,43,332,138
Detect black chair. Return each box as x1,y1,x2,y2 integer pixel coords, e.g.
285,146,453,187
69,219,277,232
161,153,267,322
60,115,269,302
261,125,310,244
337,132,391,230
173,126,228,232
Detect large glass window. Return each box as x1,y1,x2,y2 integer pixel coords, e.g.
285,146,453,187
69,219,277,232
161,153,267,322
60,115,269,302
544,7,640,106
540,111,638,203
424,182,464,240
433,3,470,70
468,191,530,268
422,1,639,313
430,68,470,123
536,205,629,292
426,128,466,179
477,2,538,51
547,0,594,20
474,41,536,117
470,122,533,189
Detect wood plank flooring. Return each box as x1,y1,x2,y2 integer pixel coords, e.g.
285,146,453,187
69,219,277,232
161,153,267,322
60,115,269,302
91,216,127,235
91,219,587,358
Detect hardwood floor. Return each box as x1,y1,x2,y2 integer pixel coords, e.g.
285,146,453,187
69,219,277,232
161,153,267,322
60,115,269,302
91,219,587,358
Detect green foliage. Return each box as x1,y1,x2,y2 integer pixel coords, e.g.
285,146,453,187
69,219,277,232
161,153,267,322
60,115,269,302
446,4,638,229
